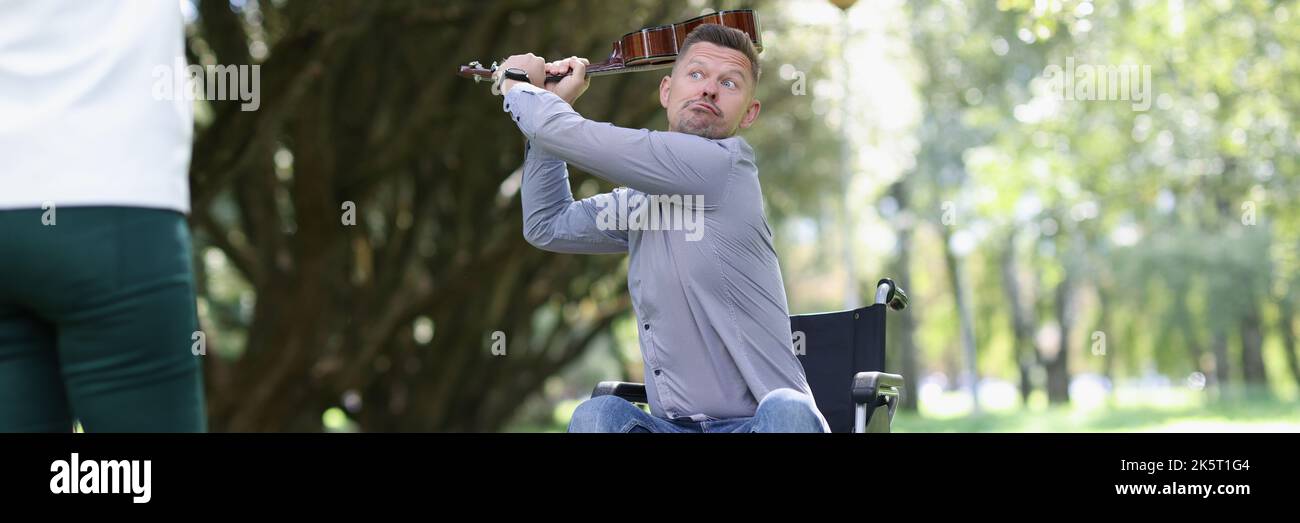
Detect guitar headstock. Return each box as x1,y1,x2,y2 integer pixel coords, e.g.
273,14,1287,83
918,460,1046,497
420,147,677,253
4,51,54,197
457,60,497,82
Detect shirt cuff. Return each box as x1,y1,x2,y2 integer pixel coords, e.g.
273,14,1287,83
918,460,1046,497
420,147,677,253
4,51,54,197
510,81,547,94
501,81,548,113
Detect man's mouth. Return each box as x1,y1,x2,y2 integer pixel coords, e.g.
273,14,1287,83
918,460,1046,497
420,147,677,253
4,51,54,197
687,100,720,116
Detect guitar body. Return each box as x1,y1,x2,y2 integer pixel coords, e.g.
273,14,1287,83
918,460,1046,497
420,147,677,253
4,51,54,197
458,9,762,82
609,9,763,72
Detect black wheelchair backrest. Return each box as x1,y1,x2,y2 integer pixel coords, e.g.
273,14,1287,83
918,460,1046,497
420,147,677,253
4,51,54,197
790,304,887,433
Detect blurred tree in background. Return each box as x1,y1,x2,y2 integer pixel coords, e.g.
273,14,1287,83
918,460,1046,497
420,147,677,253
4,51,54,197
184,0,1299,432
882,0,1299,423
188,0,695,431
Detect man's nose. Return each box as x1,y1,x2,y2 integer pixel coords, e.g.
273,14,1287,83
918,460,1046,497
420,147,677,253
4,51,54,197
698,82,717,100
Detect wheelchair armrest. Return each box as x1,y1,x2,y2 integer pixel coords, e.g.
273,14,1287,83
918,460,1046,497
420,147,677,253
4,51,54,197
851,372,904,404
592,381,648,404
851,371,905,433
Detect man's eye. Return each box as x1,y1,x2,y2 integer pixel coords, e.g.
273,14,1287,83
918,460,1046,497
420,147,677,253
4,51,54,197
722,80,736,89
689,71,703,80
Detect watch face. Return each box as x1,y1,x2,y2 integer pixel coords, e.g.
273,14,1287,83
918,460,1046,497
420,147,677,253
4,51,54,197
504,68,530,82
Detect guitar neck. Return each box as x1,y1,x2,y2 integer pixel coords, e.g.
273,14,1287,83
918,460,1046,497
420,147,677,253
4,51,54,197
552,61,674,81
460,60,675,84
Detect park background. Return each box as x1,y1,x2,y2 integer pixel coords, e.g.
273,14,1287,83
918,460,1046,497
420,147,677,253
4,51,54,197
181,0,1300,432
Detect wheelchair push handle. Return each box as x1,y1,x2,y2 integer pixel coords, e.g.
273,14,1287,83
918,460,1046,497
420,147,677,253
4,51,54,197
874,279,908,311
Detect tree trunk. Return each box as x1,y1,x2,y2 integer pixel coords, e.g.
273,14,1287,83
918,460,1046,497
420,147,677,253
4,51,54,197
1045,267,1073,404
890,183,919,412
1211,329,1230,397
1096,284,1115,400
1239,305,1269,391
1000,230,1037,407
1174,286,1209,381
941,228,979,414
1278,296,1300,388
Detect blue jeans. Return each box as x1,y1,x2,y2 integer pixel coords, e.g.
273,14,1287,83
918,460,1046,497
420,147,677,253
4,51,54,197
568,388,830,433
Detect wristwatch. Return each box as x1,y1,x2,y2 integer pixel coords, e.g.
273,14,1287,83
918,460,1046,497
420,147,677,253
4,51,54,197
502,67,530,83
493,67,531,95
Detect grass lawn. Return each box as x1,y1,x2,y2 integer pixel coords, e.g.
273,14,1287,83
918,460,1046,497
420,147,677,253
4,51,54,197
511,387,1300,433
894,388,1300,432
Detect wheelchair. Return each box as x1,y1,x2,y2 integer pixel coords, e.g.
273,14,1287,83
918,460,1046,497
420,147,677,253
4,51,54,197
591,278,909,433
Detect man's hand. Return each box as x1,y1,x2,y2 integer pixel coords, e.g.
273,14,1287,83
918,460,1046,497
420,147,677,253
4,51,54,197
543,56,590,105
498,53,545,93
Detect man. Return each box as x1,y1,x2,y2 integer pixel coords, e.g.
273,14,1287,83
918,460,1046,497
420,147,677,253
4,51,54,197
0,1,205,432
499,24,829,433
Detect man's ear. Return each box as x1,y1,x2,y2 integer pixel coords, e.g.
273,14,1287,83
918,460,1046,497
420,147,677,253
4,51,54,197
738,98,762,130
659,75,672,109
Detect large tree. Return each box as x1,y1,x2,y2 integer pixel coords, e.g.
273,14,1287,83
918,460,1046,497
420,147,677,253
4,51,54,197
188,0,712,431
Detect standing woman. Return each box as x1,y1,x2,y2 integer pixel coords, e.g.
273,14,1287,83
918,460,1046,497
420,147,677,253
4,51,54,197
0,1,206,432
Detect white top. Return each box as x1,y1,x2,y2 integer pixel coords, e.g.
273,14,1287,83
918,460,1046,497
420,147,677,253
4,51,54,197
0,0,193,213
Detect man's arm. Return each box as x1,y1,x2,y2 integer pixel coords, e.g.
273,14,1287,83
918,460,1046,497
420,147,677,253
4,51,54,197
503,83,734,208
519,141,630,254
494,56,630,254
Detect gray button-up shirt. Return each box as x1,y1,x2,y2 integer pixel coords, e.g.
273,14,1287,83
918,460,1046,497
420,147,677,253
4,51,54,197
504,82,814,421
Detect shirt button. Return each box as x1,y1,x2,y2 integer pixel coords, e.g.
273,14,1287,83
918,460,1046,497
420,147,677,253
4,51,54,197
643,323,650,330
654,369,662,376
505,103,510,110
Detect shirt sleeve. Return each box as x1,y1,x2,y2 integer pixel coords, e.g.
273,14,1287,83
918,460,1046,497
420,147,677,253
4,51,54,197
518,138,631,254
503,82,734,209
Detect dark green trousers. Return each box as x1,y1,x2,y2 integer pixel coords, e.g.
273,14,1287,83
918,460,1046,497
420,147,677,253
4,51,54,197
0,206,206,432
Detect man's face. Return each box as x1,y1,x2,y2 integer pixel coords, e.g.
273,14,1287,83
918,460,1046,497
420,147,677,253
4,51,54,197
659,42,761,139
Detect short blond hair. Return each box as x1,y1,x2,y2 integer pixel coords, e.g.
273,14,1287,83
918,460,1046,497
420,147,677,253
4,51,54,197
677,24,760,83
